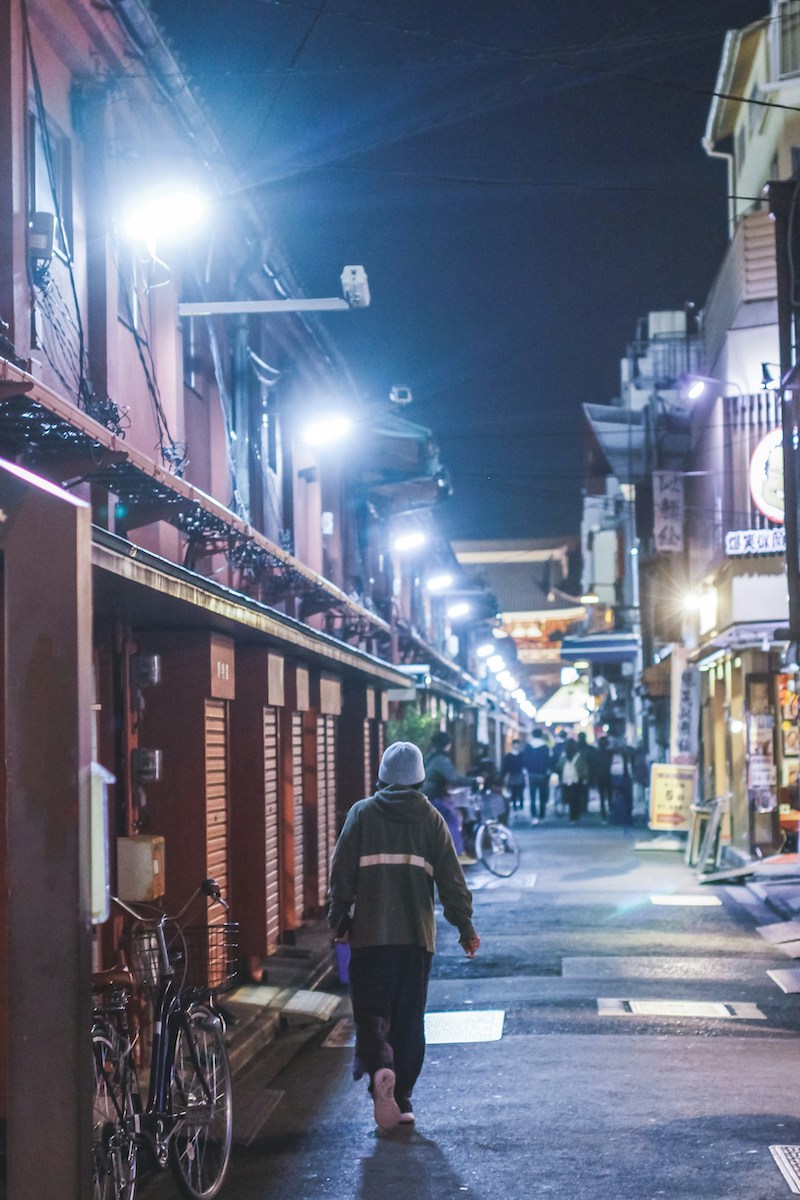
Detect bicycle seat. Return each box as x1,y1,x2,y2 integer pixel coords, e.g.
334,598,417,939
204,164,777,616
92,964,135,992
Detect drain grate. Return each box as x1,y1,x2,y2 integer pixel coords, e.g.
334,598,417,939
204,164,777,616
771,1145,800,1193
598,998,766,1019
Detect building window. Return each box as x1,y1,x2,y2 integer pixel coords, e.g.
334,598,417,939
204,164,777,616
779,0,800,78
27,110,72,259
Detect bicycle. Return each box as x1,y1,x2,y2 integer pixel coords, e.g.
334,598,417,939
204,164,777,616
452,786,521,877
91,877,238,1200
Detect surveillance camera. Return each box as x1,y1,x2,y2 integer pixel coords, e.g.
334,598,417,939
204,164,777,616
389,386,413,406
341,265,370,308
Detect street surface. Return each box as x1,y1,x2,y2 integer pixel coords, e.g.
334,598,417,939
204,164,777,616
144,807,800,1200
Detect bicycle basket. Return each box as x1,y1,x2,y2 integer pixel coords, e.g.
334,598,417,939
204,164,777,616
177,923,239,991
126,928,162,991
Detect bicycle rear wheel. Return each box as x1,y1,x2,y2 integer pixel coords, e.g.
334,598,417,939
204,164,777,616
169,1005,233,1200
91,1023,139,1200
475,821,521,877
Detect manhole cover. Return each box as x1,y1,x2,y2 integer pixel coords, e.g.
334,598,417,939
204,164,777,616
771,1145,800,1193
598,998,765,1019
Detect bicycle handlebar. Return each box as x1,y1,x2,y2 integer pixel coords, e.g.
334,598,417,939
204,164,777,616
111,877,229,924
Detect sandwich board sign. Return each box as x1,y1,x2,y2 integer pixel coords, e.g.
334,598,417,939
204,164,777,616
649,763,697,832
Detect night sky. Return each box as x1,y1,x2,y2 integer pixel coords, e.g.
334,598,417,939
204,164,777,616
148,0,767,541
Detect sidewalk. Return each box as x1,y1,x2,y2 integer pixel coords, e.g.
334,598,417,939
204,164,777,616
223,919,349,1146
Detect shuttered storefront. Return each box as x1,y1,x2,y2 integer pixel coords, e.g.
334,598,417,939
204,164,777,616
292,711,304,923
264,706,281,951
316,714,337,907
205,699,229,912
363,717,372,797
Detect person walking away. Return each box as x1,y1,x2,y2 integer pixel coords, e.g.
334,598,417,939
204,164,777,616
501,738,527,816
524,729,552,823
576,731,598,817
609,738,634,826
422,731,474,857
595,736,613,823
551,729,570,816
560,739,589,824
328,742,480,1130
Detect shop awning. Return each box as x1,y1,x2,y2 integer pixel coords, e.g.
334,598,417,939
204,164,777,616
560,632,640,664
536,680,593,725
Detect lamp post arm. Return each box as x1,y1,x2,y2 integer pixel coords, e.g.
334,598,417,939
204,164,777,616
178,297,356,317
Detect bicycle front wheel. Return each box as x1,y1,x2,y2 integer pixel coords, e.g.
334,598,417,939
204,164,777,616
91,1023,139,1200
475,821,521,877
169,1005,233,1200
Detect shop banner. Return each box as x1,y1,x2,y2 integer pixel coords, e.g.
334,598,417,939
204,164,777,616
670,645,699,764
653,471,684,553
649,762,697,831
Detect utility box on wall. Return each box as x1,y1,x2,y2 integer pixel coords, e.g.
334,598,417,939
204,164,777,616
117,835,166,902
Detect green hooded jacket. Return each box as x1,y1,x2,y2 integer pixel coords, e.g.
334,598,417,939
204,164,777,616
327,783,476,952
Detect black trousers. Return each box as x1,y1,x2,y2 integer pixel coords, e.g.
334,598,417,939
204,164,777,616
349,945,433,1103
529,775,549,819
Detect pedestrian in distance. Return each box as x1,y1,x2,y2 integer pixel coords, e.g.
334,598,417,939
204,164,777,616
328,741,480,1131
576,731,598,817
609,737,635,826
560,738,589,823
501,738,527,815
595,736,613,823
523,729,552,823
422,730,474,857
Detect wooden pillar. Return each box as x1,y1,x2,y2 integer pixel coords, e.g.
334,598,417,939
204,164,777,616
2,459,93,1199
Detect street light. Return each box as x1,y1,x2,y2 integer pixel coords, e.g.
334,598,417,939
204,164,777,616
123,185,208,250
447,601,470,619
393,531,426,553
426,573,453,592
302,413,352,446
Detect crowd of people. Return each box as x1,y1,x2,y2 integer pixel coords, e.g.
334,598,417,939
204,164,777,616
498,727,648,827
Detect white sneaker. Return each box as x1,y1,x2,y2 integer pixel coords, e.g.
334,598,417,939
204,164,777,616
373,1068,402,1130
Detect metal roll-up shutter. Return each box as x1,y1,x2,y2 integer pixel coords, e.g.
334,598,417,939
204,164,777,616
292,712,304,923
204,699,228,911
263,707,280,951
325,716,337,856
316,716,329,907
363,718,371,797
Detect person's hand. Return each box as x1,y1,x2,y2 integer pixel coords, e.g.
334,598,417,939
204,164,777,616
333,930,350,945
459,932,480,957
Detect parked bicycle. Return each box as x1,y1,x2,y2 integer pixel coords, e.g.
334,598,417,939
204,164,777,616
451,785,521,877
91,877,238,1200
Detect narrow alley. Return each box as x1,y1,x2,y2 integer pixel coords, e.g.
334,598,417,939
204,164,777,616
143,812,800,1200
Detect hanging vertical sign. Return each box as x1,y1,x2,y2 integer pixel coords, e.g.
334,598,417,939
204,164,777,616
670,645,699,764
653,471,685,553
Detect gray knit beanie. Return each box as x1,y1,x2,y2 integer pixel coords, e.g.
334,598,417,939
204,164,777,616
378,741,425,787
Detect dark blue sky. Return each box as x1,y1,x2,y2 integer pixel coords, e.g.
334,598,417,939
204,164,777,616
150,0,767,540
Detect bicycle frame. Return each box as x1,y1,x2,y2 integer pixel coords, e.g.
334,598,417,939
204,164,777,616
104,887,227,1166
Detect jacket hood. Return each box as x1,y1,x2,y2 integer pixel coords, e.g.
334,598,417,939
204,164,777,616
531,736,546,746
370,783,431,823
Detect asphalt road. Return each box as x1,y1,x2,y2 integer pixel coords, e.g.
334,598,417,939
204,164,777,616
142,807,800,1200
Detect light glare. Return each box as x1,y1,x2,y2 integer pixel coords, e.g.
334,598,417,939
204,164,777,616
427,573,453,592
303,414,352,446
124,186,207,243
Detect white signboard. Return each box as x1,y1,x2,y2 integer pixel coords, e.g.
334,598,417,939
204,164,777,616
725,527,786,556
653,471,684,553
649,762,697,831
670,645,699,764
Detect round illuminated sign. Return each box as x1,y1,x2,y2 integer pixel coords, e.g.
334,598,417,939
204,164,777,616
749,429,785,524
